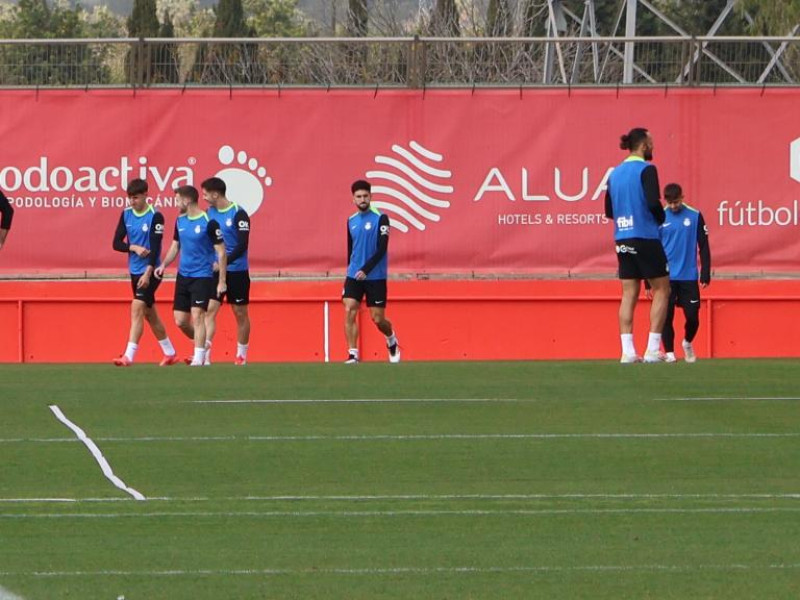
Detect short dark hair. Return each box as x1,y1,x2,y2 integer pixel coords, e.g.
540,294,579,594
126,178,148,196
201,177,226,195
174,185,199,203
619,127,649,151
664,183,683,201
351,179,371,194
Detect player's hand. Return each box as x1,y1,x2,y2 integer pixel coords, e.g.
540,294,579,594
355,270,367,281
154,266,164,279
137,274,150,289
701,282,710,289
131,245,150,258
217,281,227,297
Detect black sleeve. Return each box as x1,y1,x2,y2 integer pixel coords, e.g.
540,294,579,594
112,212,129,253
697,211,711,284
173,221,180,242
641,165,665,225
347,225,353,268
147,212,164,268
604,186,613,219
226,209,250,264
207,219,224,246
360,214,390,275
0,189,13,230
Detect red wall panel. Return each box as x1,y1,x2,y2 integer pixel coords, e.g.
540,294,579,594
1,279,798,363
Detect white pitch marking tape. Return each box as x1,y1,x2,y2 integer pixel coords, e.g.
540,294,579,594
48,405,145,501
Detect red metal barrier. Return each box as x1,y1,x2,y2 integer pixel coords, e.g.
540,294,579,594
1,279,798,363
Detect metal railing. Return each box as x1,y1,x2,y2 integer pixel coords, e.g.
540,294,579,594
0,36,798,88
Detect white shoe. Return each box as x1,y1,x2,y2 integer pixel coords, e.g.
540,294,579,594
388,343,401,364
620,354,641,364
344,354,359,365
682,340,697,363
643,350,666,363
664,352,677,363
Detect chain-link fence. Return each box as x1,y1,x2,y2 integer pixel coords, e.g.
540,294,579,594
0,36,797,88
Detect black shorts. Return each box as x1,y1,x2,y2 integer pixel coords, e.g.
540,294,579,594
342,277,387,307
670,280,701,309
130,273,161,308
174,274,215,312
212,270,250,305
616,238,669,280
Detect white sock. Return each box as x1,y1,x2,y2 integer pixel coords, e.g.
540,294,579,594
682,339,693,348
158,337,175,356
348,348,359,359
647,332,662,354
385,333,398,347
620,334,635,356
124,342,138,362
192,347,206,365
237,343,249,359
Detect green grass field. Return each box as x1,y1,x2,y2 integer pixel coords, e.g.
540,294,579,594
1,360,799,599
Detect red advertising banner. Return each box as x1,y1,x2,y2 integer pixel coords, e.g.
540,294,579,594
1,88,799,276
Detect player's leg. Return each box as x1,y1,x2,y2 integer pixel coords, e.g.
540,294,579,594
662,282,679,361
144,306,178,365
232,304,250,365
615,243,641,361
641,239,670,362
139,275,177,365
204,299,220,364
188,278,213,366
366,280,399,363
203,272,222,364
173,274,195,341
230,271,251,365
342,278,363,363
679,281,701,362
114,275,146,366
618,279,640,361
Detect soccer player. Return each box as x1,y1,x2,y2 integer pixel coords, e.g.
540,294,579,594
659,183,711,363
0,187,14,250
343,179,400,364
155,185,227,366
202,177,251,365
604,127,670,363
111,179,178,366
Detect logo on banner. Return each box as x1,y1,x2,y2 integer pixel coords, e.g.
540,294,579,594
366,140,453,233
213,145,272,216
717,138,800,227
791,137,800,183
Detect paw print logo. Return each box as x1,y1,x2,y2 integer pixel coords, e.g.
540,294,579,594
215,145,273,215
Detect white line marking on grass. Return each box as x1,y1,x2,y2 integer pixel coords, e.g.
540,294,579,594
192,398,523,404
0,585,26,599
2,492,800,504
657,397,800,402
2,563,800,578
5,432,798,444
48,405,146,502
4,507,800,519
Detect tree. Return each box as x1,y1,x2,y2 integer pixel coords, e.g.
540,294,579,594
430,0,459,36
127,0,159,37
152,10,180,83
347,0,367,36
214,0,248,36
245,0,310,37
486,0,510,37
